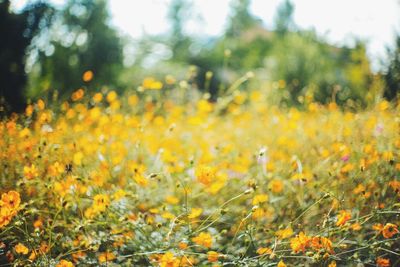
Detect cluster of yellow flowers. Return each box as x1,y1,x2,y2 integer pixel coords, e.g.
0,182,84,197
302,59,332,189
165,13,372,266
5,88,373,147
0,85,399,266
0,191,20,228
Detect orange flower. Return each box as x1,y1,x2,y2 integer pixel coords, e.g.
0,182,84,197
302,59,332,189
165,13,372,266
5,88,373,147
290,232,310,253
310,236,334,254
389,180,400,194
92,92,103,103
25,104,34,116
195,165,216,186
71,89,84,101
268,179,284,193
192,232,213,248
98,251,116,264
382,223,399,238
39,242,50,254
178,242,188,250
351,223,361,231
28,250,37,261
373,223,384,232
376,257,390,267
15,243,29,255
207,251,219,262
0,207,14,228
1,191,20,211
56,259,74,267
82,70,93,82
336,210,351,226
277,260,287,267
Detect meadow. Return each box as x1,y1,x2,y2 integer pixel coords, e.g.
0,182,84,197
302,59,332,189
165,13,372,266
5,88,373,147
0,77,399,266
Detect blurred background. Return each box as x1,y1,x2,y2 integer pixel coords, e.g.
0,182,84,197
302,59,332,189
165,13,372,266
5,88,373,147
1,0,400,112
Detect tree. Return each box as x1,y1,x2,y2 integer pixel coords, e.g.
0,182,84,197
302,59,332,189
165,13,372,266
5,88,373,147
274,0,295,36
226,0,260,38
167,0,192,62
29,0,123,98
384,35,400,101
0,0,53,113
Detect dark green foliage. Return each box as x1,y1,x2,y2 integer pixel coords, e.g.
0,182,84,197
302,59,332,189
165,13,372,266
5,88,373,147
384,36,400,101
0,0,53,113
29,0,123,98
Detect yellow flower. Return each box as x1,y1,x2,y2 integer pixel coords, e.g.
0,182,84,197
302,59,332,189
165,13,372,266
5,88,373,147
48,162,64,177
252,207,265,220
256,247,272,255
128,94,139,106
336,210,351,226
197,99,213,113
24,164,39,180
277,260,287,267
106,91,118,103
207,251,219,262
142,77,163,90
1,191,21,211
275,227,293,239
134,174,148,187
112,190,126,201
19,127,31,138
290,232,310,253
98,251,116,264
159,252,179,267
192,232,213,248
56,259,74,267
0,207,14,228
252,194,268,205
73,152,84,166
188,208,202,219
378,100,390,111
165,195,179,205
161,212,175,220
93,194,110,212
25,104,34,116
15,243,29,255
195,165,216,186
37,99,45,110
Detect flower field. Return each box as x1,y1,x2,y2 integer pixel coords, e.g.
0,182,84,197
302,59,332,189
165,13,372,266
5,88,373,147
0,85,399,266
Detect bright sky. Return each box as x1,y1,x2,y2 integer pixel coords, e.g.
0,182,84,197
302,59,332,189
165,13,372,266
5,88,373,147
12,0,400,70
